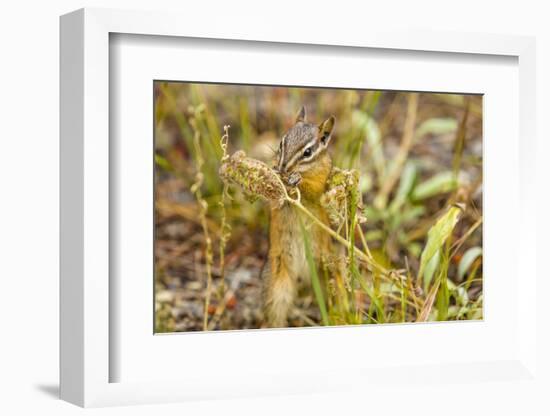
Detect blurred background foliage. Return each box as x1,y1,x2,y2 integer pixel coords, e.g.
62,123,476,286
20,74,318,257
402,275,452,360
154,82,483,332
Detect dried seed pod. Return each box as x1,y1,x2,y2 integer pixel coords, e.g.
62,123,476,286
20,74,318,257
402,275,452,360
320,185,347,227
219,151,287,207
220,152,367,223
321,167,366,227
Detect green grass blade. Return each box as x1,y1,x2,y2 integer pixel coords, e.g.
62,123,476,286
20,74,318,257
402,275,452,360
357,277,386,324
299,218,330,326
352,110,385,182
423,249,440,292
388,161,417,214
436,240,451,321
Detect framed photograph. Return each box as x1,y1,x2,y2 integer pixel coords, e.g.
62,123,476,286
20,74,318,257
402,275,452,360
60,8,538,408
153,81,484,332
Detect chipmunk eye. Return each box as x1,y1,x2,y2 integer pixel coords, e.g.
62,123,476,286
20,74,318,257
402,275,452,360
302,147,313,158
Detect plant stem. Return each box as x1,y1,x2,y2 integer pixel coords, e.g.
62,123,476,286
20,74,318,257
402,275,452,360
217,125,232,299
190,122,214,331
245,154,405,285
356,223,373,260
288,197,390,276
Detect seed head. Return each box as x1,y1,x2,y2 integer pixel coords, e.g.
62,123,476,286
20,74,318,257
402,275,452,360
219,151,287,207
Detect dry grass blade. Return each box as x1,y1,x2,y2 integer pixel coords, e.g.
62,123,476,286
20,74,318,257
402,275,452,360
451,216,482,257
417,280,440,322
156,199,220,234
452,97,470,177
374,93,419,209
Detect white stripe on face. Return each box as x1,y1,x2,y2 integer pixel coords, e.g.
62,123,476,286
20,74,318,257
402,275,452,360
278,135,286,172
284,137,320,172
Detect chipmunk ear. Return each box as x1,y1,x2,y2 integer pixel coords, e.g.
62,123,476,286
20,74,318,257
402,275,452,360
319,115,335,146
295,106,306,123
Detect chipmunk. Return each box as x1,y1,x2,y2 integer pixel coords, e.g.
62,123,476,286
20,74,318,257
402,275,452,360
262,106,336,327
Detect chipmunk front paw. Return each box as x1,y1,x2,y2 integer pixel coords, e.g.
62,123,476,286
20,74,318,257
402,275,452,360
284,172,302,187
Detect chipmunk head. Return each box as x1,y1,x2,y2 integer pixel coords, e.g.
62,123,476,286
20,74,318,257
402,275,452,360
276,106,335,178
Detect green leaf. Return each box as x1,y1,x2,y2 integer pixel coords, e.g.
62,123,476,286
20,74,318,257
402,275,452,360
353,110,385,181
359,172,373,194
435,246,451,321
446,280,470,319
364,206,385,222
458,246,483,281
436,273,450,321
154,153,173,172
418,205,463,289
411,171,458,201
415,117,458,139
423,249,440,291
447,280,469,306
399,205,426,224
364,229,384,242
388,161,417,214
299,218,329,326
406,242,422,258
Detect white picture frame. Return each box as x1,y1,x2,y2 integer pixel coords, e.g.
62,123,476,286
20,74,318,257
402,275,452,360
60,7,538,408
